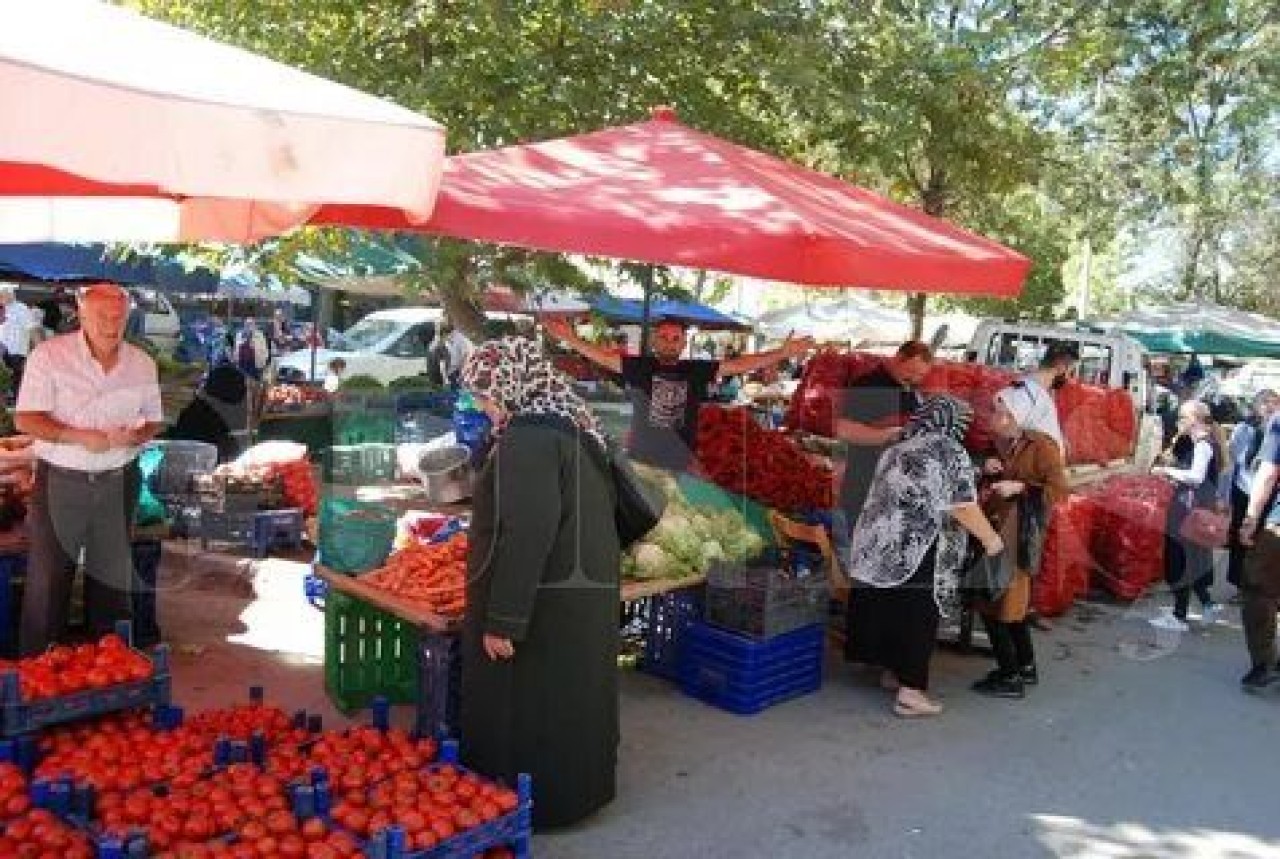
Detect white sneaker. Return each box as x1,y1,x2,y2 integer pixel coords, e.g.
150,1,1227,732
1149,614,1190,633
1201,604,1223,625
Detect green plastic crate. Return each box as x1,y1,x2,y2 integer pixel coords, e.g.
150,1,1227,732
324,590,420,714
323,444,398,485
332,410,397,445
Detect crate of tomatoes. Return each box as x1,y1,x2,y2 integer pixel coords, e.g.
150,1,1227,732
0,622,170,737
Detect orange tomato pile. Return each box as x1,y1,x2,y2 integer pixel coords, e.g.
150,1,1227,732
0,634,152,701
364,533,469,617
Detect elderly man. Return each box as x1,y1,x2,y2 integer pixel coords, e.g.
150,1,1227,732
15,284,164,653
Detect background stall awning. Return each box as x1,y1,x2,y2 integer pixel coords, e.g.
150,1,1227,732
1102,302,1280,358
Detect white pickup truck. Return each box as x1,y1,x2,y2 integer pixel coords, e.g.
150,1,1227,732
965,320,1165,484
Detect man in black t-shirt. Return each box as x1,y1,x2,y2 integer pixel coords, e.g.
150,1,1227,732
545,317,812,470
836,341,934,527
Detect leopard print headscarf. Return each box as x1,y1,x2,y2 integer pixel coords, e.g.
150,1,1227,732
461,336,606,447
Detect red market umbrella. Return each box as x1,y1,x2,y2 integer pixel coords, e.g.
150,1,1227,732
314,107,1030,296
0,0,445,243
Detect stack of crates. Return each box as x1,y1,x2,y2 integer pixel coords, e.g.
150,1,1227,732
678,622,824,715
332,393,397,445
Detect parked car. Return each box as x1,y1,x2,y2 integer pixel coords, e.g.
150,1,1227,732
275,307,526,385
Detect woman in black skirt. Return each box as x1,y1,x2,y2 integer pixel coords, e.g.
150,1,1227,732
844,396,1003,718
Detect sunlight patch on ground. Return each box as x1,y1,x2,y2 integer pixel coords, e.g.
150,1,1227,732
224,558,326,659
1033,813,1280,858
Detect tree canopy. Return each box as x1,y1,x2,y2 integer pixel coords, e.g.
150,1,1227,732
131,0,1280,329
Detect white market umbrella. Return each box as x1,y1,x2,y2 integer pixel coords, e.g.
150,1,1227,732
0,0,445,242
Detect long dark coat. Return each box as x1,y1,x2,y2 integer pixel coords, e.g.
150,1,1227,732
460,417,621,829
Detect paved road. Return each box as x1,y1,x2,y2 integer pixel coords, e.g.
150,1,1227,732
540,593,1280,859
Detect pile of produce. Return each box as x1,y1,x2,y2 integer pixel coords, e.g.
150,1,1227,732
230,442,320,516
7,695,523,859
622,464,767,582
363,532,469,616
1031,494,1100,617
0,435,35,531
785,351,1140,464
0,807,94,857
784,349,882,436
696,406,835,512
0,632,153,701
264,383,330,412
331,762,519,853
1090,474,1173,600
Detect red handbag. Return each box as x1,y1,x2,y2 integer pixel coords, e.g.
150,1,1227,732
1179,508,1230,550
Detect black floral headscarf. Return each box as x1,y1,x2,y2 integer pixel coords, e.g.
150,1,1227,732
460,336,605,447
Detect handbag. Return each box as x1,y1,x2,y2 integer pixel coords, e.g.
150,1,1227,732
512,414,666,549
602,439,667,549
1179,507,1230,550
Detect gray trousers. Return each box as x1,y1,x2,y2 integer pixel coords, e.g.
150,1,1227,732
20,460,140,656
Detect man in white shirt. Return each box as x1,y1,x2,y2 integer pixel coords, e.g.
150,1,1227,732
0,284,38,388
15,283,164,654
1014,341,1078,456
443,324,473,386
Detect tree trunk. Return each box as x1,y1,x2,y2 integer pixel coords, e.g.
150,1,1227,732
432,277,489,342
910,174,947,340
906,293,927,340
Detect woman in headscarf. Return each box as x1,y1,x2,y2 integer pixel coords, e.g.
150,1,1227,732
972,384,1070,699
845,396,1004,718
167,364,249,461
458,336,621,829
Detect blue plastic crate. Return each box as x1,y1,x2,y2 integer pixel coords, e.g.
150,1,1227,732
250,508,305,558
0,622,172,737
627,586,704,682
678,622,824,716
362,740,532,859
0,553,27,658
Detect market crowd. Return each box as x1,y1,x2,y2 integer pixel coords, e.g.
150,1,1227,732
9,291,1280,833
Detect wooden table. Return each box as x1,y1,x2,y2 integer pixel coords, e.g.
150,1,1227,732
315,565,458,633
316,564,705,634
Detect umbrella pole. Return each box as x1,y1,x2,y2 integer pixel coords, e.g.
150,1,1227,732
639,264,654,356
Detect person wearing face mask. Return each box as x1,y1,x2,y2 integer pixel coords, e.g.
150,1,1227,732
972,385,1070,699
1152,400,1229,631
1013,341,1078,457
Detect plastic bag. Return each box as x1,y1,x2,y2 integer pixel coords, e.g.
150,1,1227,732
134,446,167,526
318,497,397,574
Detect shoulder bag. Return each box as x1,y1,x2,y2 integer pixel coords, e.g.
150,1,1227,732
511,414,666,549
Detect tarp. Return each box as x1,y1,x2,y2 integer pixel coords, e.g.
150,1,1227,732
1103,303,1280,358
755,298,978,346
0,242,308,303
1,0,444,242
588,295,749,331
313,107,1030,296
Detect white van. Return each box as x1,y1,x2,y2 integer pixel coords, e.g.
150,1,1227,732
966,320,1152,409
275,307,527,385
127,288,181,356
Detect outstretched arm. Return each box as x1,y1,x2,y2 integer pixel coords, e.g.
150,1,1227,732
542,317,622,375
720,335,814,378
